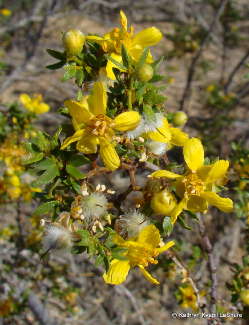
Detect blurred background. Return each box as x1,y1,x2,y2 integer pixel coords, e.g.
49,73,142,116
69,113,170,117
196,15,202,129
0,0,249,324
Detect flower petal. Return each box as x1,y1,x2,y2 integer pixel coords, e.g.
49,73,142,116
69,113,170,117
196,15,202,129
148,119,172,143
65,99,92,124
103,259,130,285
183,138,204,172
137,224,160,248
87,81,107,115
205,160,229,184
138,265,159,285
99,138,120,171
114,111,141,131
133,27,162,47
19,93,31,106
61,129,85,149
200,191,233,212
170,127,189,146
170,198,187,224
120,10,127,30
150,170,182,179
35,103,50,114
186,195,208,212
157,240,175,253
76,134,98,154
106,53,124,80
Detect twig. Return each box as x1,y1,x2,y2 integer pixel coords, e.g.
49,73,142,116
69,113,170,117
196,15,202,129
28,293,58,325
179,0,228,111
199,215,221,325
0,0,56,93
166,250,204,311
16,199,25,248
224,48,249,93
115,285,146,325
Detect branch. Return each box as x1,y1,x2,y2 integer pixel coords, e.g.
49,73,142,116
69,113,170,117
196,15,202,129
179,0,228,111
115,285,146,325
224,48,249,93
198,215,221,325
166,250,204,311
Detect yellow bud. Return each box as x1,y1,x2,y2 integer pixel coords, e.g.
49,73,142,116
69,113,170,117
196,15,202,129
151,189,177,215
9,175,20,187
8,187,21,199
240,289,249,305
137,64,154,82
242,268,249,281
63,29,85,56
173,111,188,127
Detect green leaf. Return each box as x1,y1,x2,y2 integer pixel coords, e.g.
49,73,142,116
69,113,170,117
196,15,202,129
66,164,85,180
137,47,149,68
63,64,77,81
107,56,127,71
34,158,56,171
22,152,44,165
77,230,91,246
46,61,65,70
163,216,173,236
178,216,192,230
75,69,84,86
69,154,90,167
33,165,59,186
31,131,50,151
121,45,130,69
70,178,81,194
33,200,59,216
46,49,65,60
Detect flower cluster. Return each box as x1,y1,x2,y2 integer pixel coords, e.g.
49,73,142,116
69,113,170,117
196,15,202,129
23,10,234,292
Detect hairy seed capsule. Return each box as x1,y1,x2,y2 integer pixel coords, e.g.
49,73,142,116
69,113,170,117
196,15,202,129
137,64,154,82
63,29,85,56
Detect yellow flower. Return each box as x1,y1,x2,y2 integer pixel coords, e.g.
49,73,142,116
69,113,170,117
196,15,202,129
88,11,162,79
103,224,175,285
61,81,140,170
179,285,198,311
0,8,12,17
150,138,233,223
19,93,50,114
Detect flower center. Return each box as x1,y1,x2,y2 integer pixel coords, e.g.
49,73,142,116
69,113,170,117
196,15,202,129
182,173,204,196
87,114,113,137
127,244,158,267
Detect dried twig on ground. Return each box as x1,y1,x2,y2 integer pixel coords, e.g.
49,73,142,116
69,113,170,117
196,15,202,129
28,293,58,325
115,285,146,325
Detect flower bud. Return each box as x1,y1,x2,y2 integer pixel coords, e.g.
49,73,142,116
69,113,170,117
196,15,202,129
151,189,177,215
137,64,154,82
172,111,188,127
63,29,85,56
240,289,249,305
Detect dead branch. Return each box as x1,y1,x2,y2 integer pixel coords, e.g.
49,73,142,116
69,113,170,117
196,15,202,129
199,215,221,325
179,0,228,112
224,48,249,93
